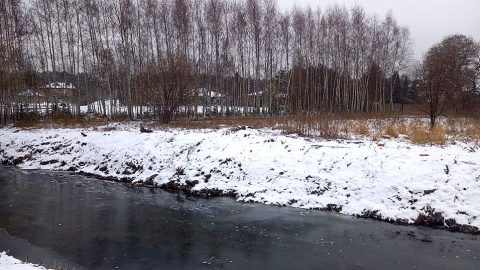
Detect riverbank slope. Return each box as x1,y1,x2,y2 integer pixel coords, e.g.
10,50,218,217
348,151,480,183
1,123,479,234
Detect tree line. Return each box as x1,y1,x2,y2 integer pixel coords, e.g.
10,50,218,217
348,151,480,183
1,0,477,125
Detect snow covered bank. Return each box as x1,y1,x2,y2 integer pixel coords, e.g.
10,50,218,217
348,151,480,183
0,252,52,270
1,124,479,234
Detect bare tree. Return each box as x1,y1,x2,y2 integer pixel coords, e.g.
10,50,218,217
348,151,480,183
416,34,480,127
158,53,195,123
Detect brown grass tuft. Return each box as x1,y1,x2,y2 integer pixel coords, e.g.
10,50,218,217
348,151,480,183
347,120,370,136
385,123,399,138
396,120,408,135
444,118,480,140
408,123,446,145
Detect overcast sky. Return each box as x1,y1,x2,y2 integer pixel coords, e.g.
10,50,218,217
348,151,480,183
276,0,480,60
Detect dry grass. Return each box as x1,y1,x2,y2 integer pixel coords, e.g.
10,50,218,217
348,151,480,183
281,116,343,139
347,120,370,136
166,114,345,139
12,114,42,128
14,113,112,129
166,116,278,130
395,119,408,135
385,123,399,138
444,118,480,140
10,112,480,145
407,123,446,145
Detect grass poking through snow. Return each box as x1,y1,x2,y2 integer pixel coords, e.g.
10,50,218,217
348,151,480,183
9,113,480,145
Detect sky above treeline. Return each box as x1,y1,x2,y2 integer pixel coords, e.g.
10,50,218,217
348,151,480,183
276,0,480,60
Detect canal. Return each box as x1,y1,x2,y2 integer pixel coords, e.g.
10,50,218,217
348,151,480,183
0,166,478,269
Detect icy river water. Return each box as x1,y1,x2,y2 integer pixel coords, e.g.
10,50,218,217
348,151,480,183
0,165,478,270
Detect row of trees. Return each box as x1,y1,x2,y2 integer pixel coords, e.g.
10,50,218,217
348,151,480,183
0,0,413,123
2,0,479,125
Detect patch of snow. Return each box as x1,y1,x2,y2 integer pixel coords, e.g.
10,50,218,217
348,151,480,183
0,252,52,270
194,88,223,97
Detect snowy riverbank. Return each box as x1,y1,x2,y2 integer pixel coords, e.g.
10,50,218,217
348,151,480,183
0,252,51,270
1,123,479,234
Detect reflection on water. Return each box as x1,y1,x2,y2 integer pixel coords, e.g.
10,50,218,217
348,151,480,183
0,166,478,270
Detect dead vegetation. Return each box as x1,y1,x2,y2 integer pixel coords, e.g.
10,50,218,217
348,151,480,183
13,113,114,129
407,123,446,145
10,112,480,145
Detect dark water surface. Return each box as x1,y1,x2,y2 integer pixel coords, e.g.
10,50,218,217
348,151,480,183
0,166,478,270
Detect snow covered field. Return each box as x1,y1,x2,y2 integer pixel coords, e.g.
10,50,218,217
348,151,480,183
0,252,51,270
1,123,479,233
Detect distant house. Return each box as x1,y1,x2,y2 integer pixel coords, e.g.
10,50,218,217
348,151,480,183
248,90,265,107
194,87,224,106
18,89,43,103
39,82,76,103
187,88,227,115
247,90,287,114
194,88,224,105
16,82,77,113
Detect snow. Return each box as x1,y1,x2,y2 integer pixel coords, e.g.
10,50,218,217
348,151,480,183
79,100,270,116
43,82,75,89
17,90,43,97
0,252,52,270
0,123,479,231
195,87,223,97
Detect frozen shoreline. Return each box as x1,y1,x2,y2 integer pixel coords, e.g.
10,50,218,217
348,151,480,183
1,123,479,234
0,252,51,270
